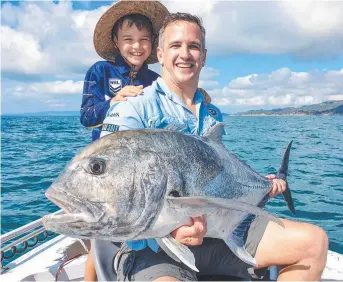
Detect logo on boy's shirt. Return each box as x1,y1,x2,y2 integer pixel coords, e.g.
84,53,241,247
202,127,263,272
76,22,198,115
102,124,120,133
109,78,122,96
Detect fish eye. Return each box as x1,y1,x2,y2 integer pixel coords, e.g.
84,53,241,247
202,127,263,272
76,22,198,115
89,159,106,175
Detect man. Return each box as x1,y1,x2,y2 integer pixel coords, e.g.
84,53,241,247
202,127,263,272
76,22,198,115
101,13,328,281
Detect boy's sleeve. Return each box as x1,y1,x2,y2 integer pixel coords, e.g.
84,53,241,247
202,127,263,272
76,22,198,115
100,101,145,138
80,64,111,128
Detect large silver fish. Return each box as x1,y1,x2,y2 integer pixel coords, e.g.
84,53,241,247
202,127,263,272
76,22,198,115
43,123,295,271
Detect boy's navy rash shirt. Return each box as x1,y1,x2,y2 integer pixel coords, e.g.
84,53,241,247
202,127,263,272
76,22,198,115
80,55,159,141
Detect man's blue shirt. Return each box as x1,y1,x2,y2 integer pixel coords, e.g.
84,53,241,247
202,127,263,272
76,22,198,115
100,77,223,252
80,55,159,141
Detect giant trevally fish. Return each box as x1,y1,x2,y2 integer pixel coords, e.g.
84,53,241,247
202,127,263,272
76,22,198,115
42,123,295,271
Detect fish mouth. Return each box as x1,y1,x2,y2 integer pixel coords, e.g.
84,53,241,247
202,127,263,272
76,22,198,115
44,186,105,226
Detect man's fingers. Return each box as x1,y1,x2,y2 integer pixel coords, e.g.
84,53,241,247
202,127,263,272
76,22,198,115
123,91,141,96
118,86,143,97
265,174,276,180
181,236,203,246
269,179,286,197
171,226,198,243
191,216,207,236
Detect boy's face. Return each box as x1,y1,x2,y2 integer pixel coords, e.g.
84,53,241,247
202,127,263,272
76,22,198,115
114,20,152,69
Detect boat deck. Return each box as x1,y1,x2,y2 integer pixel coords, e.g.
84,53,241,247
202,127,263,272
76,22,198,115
1,235,343,281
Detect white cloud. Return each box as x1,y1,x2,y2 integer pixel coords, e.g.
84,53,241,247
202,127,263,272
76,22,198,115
1,1,112,78
328,95,343,101
236,96,265,106
268,94,293,106
200,67,220,80
209,68,343,109
1,26,47,75
199,80,219,89
8,80,83,98
2,1,342,81
163,0,343,59
44,100,66,108
1,1,343,114
213,97,232,106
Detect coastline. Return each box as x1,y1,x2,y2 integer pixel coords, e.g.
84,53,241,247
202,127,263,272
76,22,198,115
231,113,343,116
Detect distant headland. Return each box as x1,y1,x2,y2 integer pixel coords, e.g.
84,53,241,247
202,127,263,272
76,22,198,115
234,100,343,116
2,100,343,117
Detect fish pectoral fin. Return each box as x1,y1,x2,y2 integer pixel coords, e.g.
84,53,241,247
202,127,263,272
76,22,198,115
156,235,199,272
226,232,257,267
167,196,284,228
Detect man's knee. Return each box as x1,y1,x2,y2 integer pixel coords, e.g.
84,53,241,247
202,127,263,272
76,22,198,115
299,224,328,262
307,225,328,260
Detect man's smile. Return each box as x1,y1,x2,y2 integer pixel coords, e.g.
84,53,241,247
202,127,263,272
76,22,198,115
175,62,194,69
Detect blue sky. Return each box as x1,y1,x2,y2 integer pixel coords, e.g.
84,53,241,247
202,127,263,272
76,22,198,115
1,0,343,114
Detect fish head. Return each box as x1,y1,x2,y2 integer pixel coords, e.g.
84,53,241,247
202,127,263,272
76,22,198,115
43,132,168,240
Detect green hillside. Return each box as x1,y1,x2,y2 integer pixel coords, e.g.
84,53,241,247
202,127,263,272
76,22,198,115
236,100,343,116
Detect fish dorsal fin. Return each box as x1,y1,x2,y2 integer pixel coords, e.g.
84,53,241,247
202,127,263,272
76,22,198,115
203,122,225,143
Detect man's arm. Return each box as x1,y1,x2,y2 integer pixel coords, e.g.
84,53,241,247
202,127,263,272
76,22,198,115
100,101,145,138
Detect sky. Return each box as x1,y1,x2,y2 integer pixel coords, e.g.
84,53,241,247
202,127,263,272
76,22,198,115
1,0,343,114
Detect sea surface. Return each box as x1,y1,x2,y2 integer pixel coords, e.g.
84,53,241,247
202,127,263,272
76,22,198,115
1,115,343,254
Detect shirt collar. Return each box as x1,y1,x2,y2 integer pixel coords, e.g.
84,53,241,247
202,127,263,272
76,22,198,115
115,55,149,75
155,77,204,106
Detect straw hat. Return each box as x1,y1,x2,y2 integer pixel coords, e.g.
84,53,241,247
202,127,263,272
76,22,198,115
94,0,169,64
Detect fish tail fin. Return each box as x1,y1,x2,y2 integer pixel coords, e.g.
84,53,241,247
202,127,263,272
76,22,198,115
276,141,296,215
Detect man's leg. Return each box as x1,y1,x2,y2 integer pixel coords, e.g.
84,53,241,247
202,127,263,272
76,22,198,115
116,245,197,281
254,218,328,281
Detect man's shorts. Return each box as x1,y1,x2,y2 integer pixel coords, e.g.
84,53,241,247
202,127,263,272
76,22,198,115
116,216,270,281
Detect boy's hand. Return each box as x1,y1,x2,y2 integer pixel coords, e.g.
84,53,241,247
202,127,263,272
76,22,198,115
110,85,143,106
265,174,286,197
171,215,207,246
198,88,211,105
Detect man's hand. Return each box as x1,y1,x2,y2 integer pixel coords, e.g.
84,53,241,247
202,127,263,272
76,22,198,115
171,216,207,246
266,174,286,197
198,88,211,105
110,85,143,105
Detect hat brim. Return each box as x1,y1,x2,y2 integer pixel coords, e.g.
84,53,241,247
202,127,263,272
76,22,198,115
94,1,169,64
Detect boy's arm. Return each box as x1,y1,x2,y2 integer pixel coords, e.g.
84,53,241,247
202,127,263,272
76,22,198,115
100,101,145,138
80,66,111,128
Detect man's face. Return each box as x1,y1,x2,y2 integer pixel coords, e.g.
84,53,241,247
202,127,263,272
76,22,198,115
157,20,206,86
114,20,152,69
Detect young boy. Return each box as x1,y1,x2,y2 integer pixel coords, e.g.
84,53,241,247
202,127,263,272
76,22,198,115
81,1,169,280
80,1,169,142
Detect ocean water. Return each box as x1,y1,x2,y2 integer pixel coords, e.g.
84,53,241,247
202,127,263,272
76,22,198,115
1,115,343,254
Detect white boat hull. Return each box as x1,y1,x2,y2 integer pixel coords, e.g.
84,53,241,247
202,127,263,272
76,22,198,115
1,235,342,281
